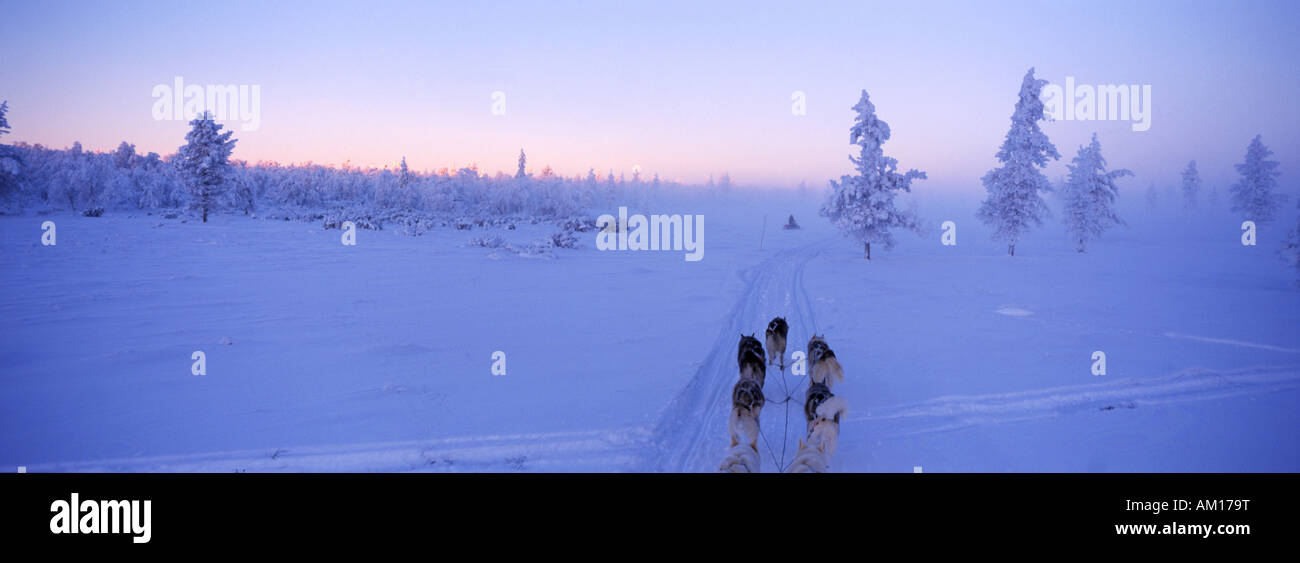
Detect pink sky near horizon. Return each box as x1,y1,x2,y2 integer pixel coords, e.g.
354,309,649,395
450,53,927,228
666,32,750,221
3,1,1298,194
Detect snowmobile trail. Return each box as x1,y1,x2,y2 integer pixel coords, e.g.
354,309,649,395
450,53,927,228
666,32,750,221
648,238,832,472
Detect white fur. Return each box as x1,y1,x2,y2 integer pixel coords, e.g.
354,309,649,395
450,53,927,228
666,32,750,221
786,438,830,473
786,396,849,472
728,406,761,450
717,443,760,473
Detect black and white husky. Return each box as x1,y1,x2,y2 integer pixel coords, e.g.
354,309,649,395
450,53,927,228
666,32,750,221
719,379,764,473
765,317,789,369
737,333,766,389
806,335,843,388
721,337,768,473
787,395,848,473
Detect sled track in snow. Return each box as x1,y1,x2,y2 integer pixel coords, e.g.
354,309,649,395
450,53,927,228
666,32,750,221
840,364,1300,440
645,237,1300,472
647,239,831,472
25,427,651,473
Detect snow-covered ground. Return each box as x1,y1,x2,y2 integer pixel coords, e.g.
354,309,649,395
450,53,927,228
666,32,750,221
2,192,1297,472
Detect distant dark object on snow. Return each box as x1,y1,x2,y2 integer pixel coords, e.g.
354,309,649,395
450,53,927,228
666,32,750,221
783,214,800,230
82,207,104,217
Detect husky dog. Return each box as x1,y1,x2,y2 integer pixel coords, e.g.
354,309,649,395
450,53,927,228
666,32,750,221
806,335,843,388
804,381,834,435
728,380,764,450
720,379,764,472
807,335,830,366
765,317,789,369
786,396,849,473
738,333,764,365
737,334,766,388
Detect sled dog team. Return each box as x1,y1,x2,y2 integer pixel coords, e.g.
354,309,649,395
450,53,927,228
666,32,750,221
718,317,848,473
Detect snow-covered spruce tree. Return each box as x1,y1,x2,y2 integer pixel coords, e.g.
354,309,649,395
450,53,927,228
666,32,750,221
1181,160,1200,210
1061,134,1132,252
820,89,924,260
976,68,1060,256
1229,135,1284,223
398,156,412,188
516,149,527,179
177,111,236,222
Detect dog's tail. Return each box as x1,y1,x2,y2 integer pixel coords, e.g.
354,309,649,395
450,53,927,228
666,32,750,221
815,395,849,422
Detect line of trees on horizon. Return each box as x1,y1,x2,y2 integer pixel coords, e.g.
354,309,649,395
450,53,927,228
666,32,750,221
0,104,744,232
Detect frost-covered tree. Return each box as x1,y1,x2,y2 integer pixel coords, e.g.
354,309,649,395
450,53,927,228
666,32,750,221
112,141,136,169
398,156,412,188
516,149,527,179
1181,160,1200,210
820,89,924,259
1229,135,1284,223
1060,134,1132,252
976,68,1060,256
0,101,22,197
177,111,236,222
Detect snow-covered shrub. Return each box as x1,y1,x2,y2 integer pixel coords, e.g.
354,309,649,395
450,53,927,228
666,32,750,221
550,231,579,249
322,209,383,231
467,234,506,248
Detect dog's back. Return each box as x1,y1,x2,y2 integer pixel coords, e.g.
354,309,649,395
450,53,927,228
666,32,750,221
787,395,849,472
804,381,833,432
765,317,789,368
732,379,765,413
737,334,766,388
766,317,788,339
808,335,830,365
737,334,763,363
728,380,763,453
811,349,843,387
806,336,843,387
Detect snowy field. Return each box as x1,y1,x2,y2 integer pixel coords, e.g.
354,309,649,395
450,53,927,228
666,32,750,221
2,192,1297,472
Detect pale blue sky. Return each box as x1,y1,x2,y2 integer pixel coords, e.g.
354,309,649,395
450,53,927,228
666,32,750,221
2,0,1297,192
